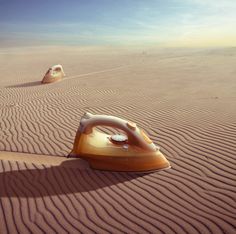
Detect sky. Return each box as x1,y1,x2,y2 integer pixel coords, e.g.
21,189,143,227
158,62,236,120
0,0,236,47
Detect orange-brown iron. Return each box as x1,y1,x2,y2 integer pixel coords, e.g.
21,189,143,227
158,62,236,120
69,112,170,172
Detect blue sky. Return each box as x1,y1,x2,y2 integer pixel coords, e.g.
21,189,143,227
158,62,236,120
0,0,236,47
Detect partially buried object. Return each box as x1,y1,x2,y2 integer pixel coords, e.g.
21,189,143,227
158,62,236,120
41,64,65,84
68,112,171,172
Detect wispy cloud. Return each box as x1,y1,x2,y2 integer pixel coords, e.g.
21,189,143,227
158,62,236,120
0,0,236,47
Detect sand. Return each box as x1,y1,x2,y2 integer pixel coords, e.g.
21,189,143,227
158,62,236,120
0,46,236,233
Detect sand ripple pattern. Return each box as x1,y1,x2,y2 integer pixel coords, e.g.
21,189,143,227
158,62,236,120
1,48,236,233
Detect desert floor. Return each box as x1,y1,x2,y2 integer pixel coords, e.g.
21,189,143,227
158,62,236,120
0,46,236,234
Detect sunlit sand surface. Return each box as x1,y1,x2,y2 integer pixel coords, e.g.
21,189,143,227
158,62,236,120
0,46,236,234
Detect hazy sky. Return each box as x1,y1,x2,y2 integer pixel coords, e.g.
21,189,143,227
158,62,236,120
0,0,236,47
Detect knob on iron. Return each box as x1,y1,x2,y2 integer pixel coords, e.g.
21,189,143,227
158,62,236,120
110,134,128,144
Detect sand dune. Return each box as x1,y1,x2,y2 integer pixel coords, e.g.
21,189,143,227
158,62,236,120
0,46,236,233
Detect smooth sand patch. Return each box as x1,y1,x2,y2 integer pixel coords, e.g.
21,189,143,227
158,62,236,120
0,151,90,168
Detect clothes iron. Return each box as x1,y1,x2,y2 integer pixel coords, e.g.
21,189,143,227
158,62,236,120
69,112,170,172
41,64,65,84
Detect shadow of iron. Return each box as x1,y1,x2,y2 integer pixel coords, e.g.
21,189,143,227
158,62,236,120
5,81,42,88
0,159,146,198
